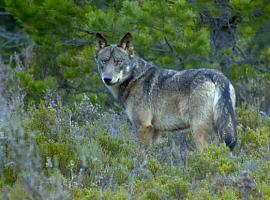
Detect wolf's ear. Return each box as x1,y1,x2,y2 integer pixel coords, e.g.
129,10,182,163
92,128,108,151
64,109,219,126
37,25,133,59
118,32,134,57
95,33,108,53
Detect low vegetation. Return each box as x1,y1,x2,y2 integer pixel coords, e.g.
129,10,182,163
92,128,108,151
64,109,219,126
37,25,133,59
1,91,270,199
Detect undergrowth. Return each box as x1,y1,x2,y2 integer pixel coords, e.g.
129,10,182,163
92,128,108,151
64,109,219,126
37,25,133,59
1,98,270,199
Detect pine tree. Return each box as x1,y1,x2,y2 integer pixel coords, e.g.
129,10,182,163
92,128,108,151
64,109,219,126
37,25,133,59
3,0,270,108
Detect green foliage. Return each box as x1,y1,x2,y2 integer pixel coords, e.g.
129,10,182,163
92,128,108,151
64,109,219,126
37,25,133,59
254,160,270,198
29,103,56,133
3,0,91,103
187,145,237,179
236,105,270,157
147,158,162,176
4,0,269,105
134,176,188,200
18,71,56,102
1,102,270,199
186,182,240,200
3,167,17,185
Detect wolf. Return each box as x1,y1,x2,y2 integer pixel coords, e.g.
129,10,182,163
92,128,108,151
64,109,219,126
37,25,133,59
95,32,237,151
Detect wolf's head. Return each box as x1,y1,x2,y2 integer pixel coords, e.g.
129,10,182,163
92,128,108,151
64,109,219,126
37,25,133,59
95,32,134,86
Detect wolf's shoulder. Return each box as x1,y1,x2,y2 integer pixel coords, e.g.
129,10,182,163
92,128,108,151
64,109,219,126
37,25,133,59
153,67,224,80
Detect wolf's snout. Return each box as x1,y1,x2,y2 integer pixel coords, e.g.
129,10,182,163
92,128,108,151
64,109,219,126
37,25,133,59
103,77,112,85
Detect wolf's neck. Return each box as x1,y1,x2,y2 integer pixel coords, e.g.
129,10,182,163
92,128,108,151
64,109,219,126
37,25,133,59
117,56,155,107
132,56,154,76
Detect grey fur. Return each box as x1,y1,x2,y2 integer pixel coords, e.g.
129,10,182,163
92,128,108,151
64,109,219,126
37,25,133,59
95,33,237,151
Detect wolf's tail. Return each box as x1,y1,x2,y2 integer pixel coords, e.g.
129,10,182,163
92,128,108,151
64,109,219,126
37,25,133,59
213,82,237,151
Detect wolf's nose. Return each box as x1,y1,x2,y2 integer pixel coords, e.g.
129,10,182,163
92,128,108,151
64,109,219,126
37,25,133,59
103,77,112,85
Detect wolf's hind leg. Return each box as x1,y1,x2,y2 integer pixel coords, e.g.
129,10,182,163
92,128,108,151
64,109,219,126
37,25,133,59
189,81,215,149
152,130,160,144
191,123,209,150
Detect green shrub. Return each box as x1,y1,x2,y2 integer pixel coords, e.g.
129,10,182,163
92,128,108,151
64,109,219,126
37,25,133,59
29,103,56,133
72,187,130,200
187,145,237,180
236,105,270,157
2,101,270,199
134,175,188,200
253,160,270,198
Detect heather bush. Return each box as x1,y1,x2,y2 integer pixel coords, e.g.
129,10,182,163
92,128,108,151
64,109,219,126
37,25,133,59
1,99,270,199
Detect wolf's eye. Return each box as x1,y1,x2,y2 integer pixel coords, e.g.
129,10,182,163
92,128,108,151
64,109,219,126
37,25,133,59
101,59,107,64
116,59,123,65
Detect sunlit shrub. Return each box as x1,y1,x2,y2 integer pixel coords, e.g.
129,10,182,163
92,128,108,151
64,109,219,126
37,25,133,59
187,145,237,180
134,175,188,200
1,100,270,199
236,105,270,157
